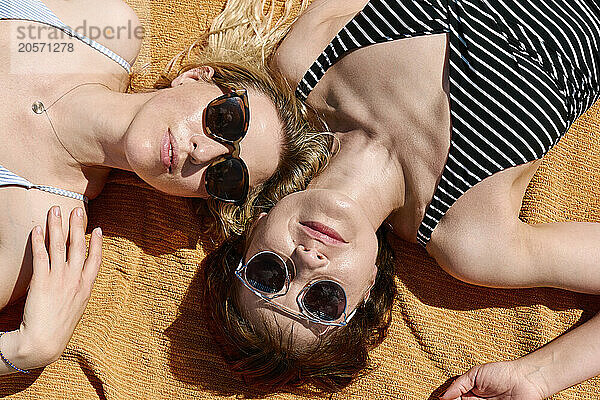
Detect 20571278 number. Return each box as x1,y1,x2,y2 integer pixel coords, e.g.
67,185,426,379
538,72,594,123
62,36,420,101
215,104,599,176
18,42,74,52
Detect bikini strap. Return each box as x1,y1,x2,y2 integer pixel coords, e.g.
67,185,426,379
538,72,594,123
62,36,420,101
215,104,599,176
295,0,449,100
0,165,88,203
0,0,131,72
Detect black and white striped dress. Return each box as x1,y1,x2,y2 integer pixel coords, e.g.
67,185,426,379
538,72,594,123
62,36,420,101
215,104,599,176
295,0,600,247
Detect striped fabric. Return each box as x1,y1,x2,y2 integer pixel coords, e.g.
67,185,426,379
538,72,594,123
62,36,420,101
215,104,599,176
296,0,600,247
0,0,131,72
295,0,450,100
0,165,88,203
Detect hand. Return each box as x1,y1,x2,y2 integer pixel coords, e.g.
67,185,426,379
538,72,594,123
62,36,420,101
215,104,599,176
14,206,102,369
441,360,547,400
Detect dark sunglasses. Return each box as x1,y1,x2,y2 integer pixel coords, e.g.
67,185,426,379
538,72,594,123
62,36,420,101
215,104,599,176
203,88,250,205
235,251,354,328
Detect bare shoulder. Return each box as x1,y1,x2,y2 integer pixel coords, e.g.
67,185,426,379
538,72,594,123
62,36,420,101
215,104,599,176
425,160,542,286
45,0,142,65
272,0,369,89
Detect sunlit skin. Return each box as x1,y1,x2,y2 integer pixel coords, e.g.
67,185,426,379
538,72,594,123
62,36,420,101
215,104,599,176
237,119,404,344
239,189,378,345
123,67,282,197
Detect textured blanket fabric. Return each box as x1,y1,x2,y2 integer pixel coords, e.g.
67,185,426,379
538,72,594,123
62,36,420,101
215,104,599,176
1,0,599,398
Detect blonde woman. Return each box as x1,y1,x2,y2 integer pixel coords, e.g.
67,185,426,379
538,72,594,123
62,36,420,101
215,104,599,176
0,0,329,374
202,0,600,397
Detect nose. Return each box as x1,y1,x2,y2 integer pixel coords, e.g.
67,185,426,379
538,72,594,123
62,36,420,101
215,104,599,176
189,134,230,166
290,245,328,271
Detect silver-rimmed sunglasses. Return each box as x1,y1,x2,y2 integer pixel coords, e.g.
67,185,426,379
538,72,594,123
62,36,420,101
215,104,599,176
235,251,363,333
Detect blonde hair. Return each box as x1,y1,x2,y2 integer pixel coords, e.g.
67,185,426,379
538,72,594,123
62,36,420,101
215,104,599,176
181,0,308,69
148,0,330,238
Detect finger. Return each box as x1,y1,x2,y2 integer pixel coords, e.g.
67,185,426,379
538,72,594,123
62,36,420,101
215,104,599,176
82,227,102,285
30,225,50,277
440,371,477,400
67,207,86,268
47,206,66,270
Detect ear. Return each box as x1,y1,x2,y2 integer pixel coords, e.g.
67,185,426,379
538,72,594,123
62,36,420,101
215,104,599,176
363,265,378,303
170,66,215,87
243,212,268,256
249,212,268,233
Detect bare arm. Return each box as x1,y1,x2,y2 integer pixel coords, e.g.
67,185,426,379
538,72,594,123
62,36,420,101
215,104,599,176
440,220,600,399
441,309,600,400
522,221,600,294
514,221,600,395
429,218,600,292
517,309,600,398
0,207,102,375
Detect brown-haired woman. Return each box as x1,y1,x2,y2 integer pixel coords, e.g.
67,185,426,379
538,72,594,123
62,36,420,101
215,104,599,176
0,0,329,375
203,0,600,397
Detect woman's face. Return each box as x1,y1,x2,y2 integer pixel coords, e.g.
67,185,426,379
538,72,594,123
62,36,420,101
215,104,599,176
123,68,282,198
238,189,379,345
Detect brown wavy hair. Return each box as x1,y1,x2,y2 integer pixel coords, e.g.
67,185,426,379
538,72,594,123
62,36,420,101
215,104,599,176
202,226,397,392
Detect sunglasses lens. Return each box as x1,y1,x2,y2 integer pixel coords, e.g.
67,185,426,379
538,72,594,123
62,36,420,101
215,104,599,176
302,281,347,322
246,253,288,294
206,97,247,142
205,158,248,202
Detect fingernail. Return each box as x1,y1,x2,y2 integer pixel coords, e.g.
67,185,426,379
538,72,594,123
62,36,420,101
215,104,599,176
95,227,102,237
76,208,83,217
34,226,42,235
53,207,60,217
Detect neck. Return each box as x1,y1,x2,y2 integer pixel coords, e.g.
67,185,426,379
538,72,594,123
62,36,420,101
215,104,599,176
44,84,157,170
308,131,405,231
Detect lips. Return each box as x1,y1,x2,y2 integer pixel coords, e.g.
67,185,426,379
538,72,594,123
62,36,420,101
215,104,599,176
160,128,178,173
300,221,348,245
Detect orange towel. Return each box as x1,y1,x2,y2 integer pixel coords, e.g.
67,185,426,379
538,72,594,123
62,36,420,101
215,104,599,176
1,0,599,398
